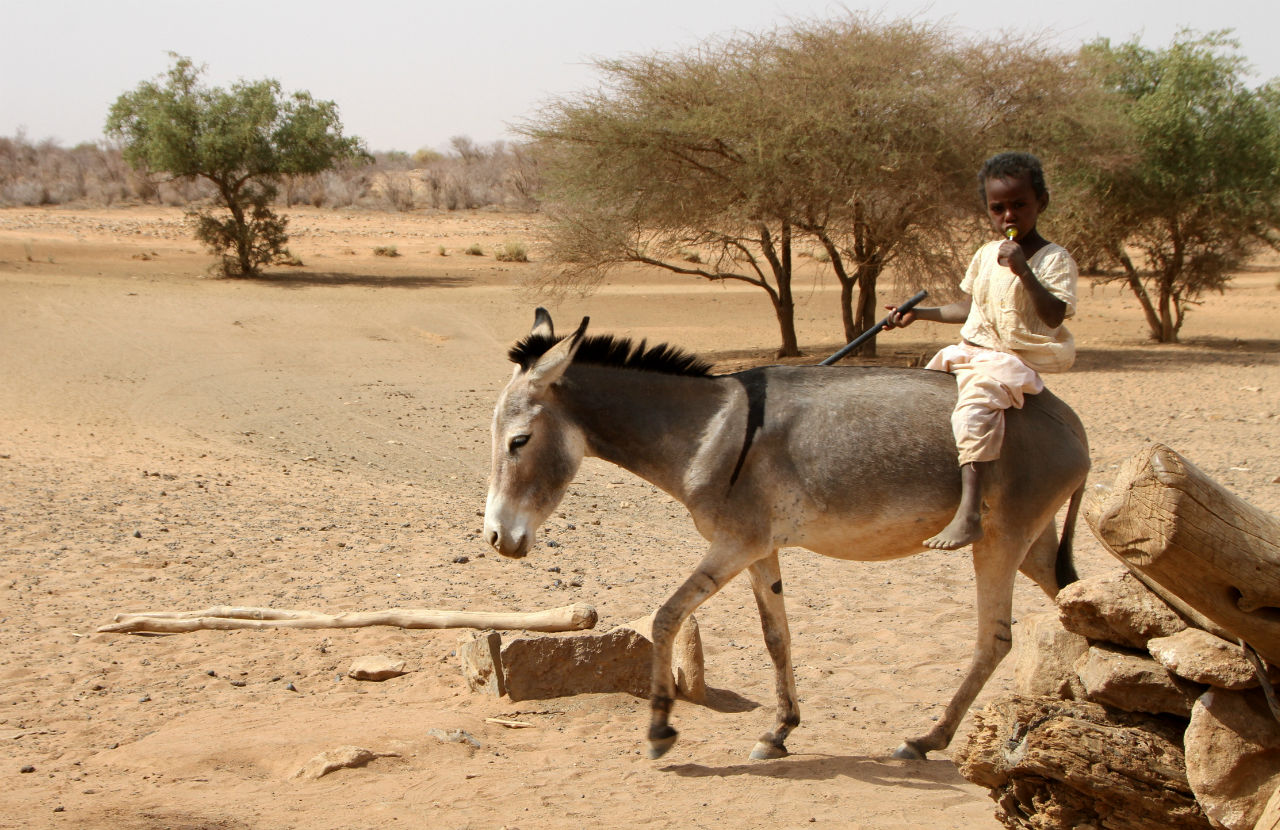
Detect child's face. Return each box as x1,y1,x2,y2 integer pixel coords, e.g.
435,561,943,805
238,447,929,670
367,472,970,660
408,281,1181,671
983,174,1046,240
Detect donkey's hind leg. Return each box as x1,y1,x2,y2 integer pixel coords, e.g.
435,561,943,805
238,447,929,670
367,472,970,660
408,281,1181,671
746,551,800,760
1017,522,1061,599
892,532,1024,760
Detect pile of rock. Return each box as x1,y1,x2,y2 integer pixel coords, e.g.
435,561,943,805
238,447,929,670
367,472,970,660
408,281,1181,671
957,569,1280,830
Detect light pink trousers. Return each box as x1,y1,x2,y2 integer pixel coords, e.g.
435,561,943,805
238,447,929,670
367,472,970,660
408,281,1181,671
926,343,1044,465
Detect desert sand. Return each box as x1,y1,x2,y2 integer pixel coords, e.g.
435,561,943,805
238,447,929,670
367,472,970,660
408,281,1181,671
1,205,1277,830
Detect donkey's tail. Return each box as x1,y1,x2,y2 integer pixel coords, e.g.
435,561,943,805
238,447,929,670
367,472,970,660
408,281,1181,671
1055,482,1085,591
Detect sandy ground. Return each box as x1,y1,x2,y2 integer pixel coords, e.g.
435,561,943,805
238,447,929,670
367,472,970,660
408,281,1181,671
1,205,1277,830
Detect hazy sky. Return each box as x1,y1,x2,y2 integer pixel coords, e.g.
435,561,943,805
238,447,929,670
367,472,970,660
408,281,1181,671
3,0,1277,153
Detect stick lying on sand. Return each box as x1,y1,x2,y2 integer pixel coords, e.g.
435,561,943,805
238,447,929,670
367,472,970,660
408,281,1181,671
98,602,599,634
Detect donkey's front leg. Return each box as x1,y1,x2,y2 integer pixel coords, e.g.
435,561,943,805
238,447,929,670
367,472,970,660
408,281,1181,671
746,551,799,760
647,547,755,760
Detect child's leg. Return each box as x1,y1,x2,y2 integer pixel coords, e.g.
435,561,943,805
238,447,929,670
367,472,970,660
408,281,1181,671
925,370,1008,549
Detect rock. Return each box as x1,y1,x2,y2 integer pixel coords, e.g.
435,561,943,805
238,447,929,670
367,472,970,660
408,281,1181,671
1056,570,1186,649
458,615,705,703
428,728,480,748
501,628,652,701
1013,612,1088,700
1075,643,1203,717
458,630,505,697
1185,689,1280,830
1148,628,1262,690
619,612,706,704
347,655,407,682
293,745,399,780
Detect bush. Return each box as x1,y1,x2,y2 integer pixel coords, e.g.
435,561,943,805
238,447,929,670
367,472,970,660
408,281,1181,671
495,242,529,262
464,243,485,256
373,245,400,257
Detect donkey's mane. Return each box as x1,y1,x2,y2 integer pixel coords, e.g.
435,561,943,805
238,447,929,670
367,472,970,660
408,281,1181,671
509,332,714,377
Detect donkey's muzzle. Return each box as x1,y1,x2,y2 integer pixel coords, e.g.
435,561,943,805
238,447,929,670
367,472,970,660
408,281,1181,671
485,524,530,559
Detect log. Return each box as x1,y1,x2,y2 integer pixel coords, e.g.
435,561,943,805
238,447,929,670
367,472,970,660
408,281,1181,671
954,694,1212,830
1083,443,1280,666
97,603,598,634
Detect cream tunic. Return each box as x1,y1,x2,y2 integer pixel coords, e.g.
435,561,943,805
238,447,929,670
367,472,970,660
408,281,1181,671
958,240,1077,374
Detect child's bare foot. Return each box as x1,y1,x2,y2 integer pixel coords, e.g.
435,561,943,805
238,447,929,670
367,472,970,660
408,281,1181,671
923,514,983,550
926,461,985,549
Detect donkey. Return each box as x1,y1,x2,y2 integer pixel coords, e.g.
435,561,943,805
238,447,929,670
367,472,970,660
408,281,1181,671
484,308,1089,762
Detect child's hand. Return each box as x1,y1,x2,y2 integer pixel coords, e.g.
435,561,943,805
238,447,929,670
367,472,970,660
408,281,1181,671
997,240,1030,277
883,305,916,329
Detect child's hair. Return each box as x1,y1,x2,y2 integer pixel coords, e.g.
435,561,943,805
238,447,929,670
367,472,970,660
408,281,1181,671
977,152,1048,205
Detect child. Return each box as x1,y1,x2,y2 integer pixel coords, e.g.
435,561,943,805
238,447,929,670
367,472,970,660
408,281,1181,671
885,152,1078,550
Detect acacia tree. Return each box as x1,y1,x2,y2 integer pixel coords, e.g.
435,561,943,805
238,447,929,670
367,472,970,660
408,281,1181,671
1080,32,1280,342
524,34,811,356
524,17,1117,357
107,54,367,276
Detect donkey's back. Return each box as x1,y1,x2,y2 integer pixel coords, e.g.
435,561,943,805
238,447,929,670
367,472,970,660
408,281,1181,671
688,365,1088,563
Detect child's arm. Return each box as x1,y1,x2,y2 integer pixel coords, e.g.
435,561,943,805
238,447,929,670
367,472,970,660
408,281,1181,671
998,240,1067,329
884,299,970,329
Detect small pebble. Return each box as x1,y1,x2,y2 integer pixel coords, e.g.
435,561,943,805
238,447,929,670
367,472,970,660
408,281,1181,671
452,555,470,564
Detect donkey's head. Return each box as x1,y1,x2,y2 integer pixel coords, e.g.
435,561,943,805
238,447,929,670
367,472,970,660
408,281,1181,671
484,308,588,558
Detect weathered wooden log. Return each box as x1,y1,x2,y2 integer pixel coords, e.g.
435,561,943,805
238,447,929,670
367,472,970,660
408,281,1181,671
98,603,598,634
1083,443,1280,666
955,694,1212,830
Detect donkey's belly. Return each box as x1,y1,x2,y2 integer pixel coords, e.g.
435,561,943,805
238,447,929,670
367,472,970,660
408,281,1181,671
782,505,955,561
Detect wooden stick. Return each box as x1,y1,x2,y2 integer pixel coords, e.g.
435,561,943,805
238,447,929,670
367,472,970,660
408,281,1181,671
98,602,598,635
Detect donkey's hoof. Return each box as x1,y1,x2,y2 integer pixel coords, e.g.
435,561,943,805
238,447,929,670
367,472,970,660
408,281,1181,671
891,741,927,760
749,739,789,761
647,730,679,759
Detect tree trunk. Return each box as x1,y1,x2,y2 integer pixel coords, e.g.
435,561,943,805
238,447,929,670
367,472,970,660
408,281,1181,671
771,293,800,358
1083,442,1280,666
851,262,880,357
816,232,856,345
216,179,255,276
1158,279,1177,343
1114,248,1163,339
760,223,800,357
955,695,1212,830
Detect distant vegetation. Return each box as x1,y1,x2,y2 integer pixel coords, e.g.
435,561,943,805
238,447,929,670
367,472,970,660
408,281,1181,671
0,131,540,213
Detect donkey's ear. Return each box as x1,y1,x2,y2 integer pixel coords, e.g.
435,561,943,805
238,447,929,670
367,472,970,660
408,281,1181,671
531,307,555,339
526,316,589,391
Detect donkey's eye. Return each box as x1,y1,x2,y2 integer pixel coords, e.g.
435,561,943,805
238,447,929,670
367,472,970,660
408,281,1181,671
508,434,530,452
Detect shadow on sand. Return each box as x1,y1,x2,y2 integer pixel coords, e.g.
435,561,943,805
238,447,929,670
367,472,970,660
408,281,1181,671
255,271,475,289
698,687,761,714
663,753,971,789
1071,338,1280,373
